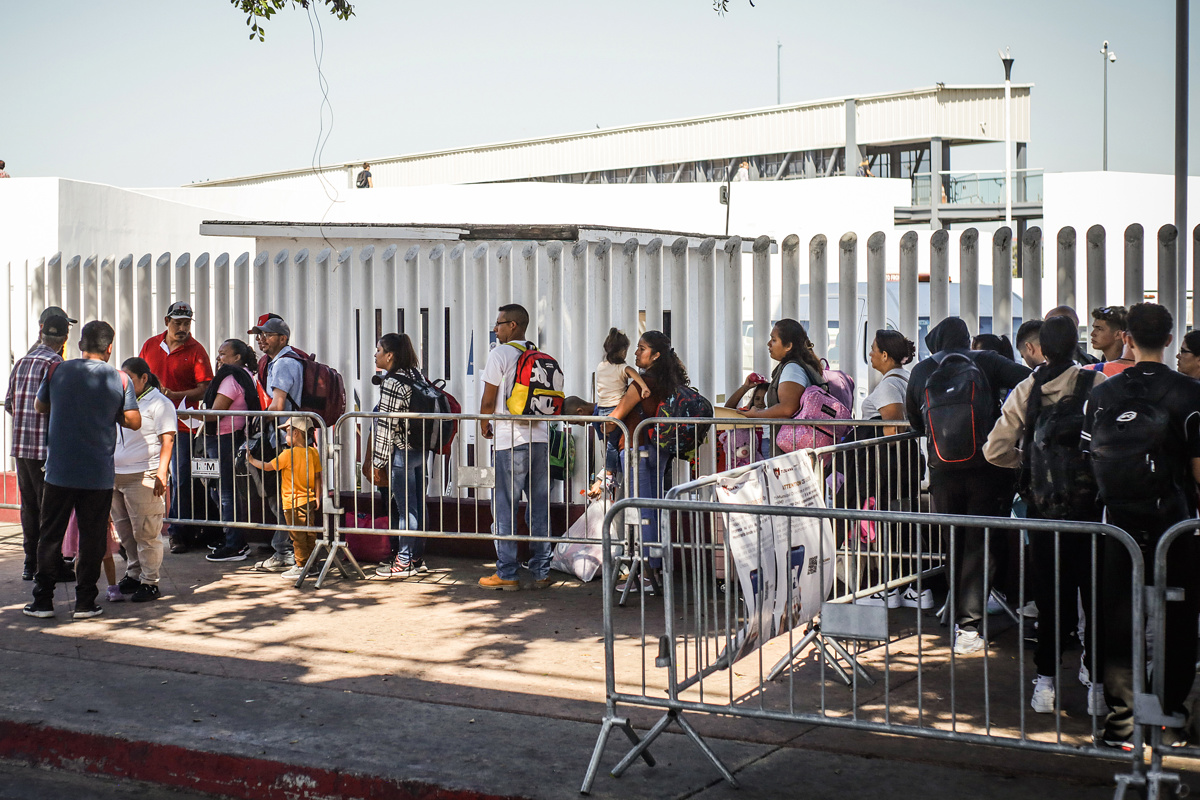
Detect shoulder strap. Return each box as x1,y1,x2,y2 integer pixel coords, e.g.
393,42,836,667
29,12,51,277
505,341,528,355
1072,368,1097,400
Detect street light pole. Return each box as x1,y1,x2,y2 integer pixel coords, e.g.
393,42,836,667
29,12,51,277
1101,41,1116,170
999,48,1014,232
777,41,781,105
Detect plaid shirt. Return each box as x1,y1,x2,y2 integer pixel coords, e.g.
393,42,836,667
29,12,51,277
372,370,418,470
4,344,62,460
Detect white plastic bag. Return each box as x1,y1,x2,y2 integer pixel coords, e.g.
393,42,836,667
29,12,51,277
551,501,619,582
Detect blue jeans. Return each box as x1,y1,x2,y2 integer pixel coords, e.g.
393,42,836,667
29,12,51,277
493,443,551,580
207,431,246,550
637,445,672,568
592,404,623,484
389,448,427,565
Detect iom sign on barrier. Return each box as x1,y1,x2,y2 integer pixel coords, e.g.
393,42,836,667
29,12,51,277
711,452,835,664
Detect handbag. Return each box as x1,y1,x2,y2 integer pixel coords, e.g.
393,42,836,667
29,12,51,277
775,382,850,453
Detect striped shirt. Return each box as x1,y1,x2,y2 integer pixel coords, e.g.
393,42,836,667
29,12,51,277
4,343,62,460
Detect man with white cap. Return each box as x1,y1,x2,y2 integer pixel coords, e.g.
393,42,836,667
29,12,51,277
5,312,71,580
139,301,214,554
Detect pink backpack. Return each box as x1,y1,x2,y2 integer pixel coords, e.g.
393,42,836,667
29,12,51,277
775,382,851,453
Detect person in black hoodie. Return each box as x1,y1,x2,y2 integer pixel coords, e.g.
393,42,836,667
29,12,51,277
905,317,1031,655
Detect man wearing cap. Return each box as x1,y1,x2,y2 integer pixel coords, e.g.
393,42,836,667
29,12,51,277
247,314,306,571
5,312,70,581
139,301,215,554
251,313,309,389
26,306,77,353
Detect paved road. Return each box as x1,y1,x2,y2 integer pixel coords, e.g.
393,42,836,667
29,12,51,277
0,760,222,799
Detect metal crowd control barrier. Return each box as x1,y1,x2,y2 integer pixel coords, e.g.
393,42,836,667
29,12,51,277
1142,518,1200,800
163,409,332,588
581,496,1147,797
320,412,634,588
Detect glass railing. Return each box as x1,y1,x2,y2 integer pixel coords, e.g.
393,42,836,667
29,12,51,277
911,170,1043,206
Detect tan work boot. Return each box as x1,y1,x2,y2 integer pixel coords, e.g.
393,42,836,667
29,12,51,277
478,573,520,591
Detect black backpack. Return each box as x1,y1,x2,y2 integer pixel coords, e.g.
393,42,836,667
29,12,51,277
1019,369,1099,519
384,371,455,455
1089,374,1187,520
921,352,995,470
356,170,370,188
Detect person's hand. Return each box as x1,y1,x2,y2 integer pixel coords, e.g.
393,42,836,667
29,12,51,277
153,473,168,497
481,420,493,440
371,466,390,487
639,385,650,399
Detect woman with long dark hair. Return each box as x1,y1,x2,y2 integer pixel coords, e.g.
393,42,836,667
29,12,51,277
607,330,691,591
203,338,263,562
735,319,824,421
369,333,429,580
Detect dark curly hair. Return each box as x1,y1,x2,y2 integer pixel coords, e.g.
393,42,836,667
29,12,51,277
639,330,689,398
772,319,824,378
874,330,915,366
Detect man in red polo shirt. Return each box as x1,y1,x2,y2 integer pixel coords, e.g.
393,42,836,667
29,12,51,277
139,301,214,553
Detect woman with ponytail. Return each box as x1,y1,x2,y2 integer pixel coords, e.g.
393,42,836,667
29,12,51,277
203,339,263,563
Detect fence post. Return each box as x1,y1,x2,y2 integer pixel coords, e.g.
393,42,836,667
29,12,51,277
722,236,744,397
118,255,134,364
569,241,589,399
100,256,117,352
992,227,1013,339
619,238,639,346
214,253,231,349
359,246,377,413
429,244,447,380
47,252,62,309
545,241,565,369
1057,227,1076,310
781,234,800,322
403,244,421,353
809,235,828,359
471,243,491,413
234,251,251,334
379,244,396,334
448,242,469,398
1158,225,1179,359
83,255,99,323
252,251,268,326
65,255,81,358
137,255,154,350
753,235,773,377
644,237,664,337
696,238,716,400
838,233,858,378
193,253,210,353
669,237,689,367
899,232,918,346
312,249,330,361
1125,224,1144,308
335,247,354,414
929,230,949,328
866,232,886,392
175,253,191,312
271,249,289,329
29,259,44,345
294,248,312,350
959,229,979,336
1086,225,1106,319
493,241,513,315
1022,227,1042,323
519,241,539,344
590,238,612,366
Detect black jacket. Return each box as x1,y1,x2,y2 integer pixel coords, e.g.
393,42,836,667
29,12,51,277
905,317,1032,443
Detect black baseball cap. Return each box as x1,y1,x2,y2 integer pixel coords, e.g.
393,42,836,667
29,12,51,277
41,315,70,338
40,306,77,325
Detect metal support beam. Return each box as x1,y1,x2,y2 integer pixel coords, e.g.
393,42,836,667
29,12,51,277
773,152,793,181
930,137,943,231
845,100,859,178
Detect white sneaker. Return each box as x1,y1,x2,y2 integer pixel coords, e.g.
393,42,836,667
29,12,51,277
953,628,985,655
857,589,901,608
1031,675,1056,713
1088,682,1108,716
899,587,934,609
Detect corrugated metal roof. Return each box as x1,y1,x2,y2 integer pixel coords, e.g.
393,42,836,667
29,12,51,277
191,84,1032,189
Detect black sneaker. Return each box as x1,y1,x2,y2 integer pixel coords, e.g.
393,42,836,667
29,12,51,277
21,566,34,581
22,601,54,619
72,604,103,620
207,545,250,562
130,584,161,603
117,575,140,595
169,539,189,555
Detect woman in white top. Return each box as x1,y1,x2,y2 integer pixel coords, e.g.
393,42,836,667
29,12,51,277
862,330,915,434
735,319,823,422
110,357,177,602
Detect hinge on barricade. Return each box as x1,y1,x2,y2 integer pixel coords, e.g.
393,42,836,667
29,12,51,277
1144,586,1186,617
1134,692,1187,728
655,636,671,668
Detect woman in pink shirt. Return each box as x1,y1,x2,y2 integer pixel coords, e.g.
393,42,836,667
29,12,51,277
203,339,263,562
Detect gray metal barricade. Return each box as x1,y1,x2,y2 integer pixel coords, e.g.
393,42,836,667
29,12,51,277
163,409,332,588
582,495,1146,796
322,412,633,589
1142,518,1200,799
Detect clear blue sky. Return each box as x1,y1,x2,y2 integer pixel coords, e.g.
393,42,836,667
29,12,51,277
2,0,1197,186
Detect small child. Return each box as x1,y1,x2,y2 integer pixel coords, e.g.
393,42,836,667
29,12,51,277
718,373,769,469
589,328,650,498
247,416,323,580
62,512,123,603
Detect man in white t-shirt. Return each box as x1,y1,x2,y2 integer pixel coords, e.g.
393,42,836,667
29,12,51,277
477,303,551,591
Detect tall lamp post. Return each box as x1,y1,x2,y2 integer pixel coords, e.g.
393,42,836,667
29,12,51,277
1101,41,1117,170
999,48,1014,232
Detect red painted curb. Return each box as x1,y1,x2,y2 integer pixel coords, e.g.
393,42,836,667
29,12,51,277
0,719,526,800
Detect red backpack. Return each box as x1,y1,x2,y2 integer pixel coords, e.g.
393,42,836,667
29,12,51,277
280,350,346,428
504,342,565,416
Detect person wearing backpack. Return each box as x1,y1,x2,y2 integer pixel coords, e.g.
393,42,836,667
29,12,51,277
984,316,1107,715
905,317,1031,655
1081,302,1200,750
356,162,373,189
478,304,555,591
369,333,431,580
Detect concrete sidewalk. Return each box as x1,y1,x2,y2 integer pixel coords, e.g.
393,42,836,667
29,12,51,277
0,523,1188,798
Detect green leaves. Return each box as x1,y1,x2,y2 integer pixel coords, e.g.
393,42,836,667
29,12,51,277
231,0,355,42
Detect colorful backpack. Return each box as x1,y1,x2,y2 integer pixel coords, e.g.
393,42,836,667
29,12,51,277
548,423,576,482
504,342,565,416
648,385,713,459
